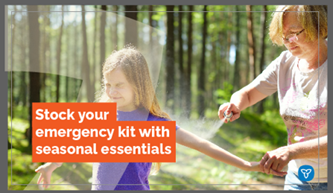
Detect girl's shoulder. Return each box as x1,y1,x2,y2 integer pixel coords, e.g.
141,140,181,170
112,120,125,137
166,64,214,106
147,113,170,122
147,112,179,130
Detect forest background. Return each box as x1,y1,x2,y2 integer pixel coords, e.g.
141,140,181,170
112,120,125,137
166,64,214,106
7,5,288,190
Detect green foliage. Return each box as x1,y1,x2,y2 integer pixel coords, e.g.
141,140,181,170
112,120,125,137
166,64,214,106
207,5,225,12
8,149,36,190
151,6,166,21
215,82,233,104
8,116,29,133
241,111,287,147
9,104,29,120
207,71,216,83
8,116,30,153
267,5,278,11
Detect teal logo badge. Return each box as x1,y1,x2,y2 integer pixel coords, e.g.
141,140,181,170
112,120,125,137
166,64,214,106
298,165,314,181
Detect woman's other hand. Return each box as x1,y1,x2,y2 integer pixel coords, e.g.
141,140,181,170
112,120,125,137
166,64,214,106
259,146,292,175
248,162,287,177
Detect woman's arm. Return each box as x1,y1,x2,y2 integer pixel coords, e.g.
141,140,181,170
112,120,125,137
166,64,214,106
290,135,327,159
260,135,327,174
218,85,268,122
176,128,286,176
230,85,268,111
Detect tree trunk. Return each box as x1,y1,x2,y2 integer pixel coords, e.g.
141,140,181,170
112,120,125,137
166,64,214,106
43,6,51,102
100,6,106,64
211,26,218,108
178,5,185,111
19,8,28,107
165,6,175,112
98,5,107,98
148,6,160,86
226,10,233,83
92,6,97,97
40,7,46,102
20,72,27,106
81,5,93,102
221,12,228,84
55,5,64,102
185,5,193,118
112,5,118,50
233,5,241,92
74,10,80,102
218,11,226,88
10,5,17,117
124,6,138,47
149,5,154,46
246,5,256,82
257,5,267,114
198,5,208,118
65,7,70,101
19,17,28,107
27,5,40,147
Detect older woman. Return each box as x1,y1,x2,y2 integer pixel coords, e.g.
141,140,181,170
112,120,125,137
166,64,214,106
218,5,327,190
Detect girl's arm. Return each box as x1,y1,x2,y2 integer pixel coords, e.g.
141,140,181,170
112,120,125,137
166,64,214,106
35,162,63,188
176,128,286,176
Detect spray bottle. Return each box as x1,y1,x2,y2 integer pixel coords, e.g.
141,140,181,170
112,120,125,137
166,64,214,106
223,111,233,122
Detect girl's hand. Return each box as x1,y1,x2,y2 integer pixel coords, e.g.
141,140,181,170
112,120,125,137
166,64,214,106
247,162,287,177
35,163,59,189
247,162,261,172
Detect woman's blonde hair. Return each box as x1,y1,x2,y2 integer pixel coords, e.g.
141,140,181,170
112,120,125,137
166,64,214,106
97,45,171,174
269,5,327,46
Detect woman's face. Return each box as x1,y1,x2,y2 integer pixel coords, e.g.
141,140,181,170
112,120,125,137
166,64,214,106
282,12,318,60
104,67,136,112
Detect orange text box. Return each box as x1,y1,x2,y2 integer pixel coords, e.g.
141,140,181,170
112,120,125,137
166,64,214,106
32,103,176,163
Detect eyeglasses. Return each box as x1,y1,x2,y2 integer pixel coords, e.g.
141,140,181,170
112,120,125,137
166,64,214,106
282,29,305,43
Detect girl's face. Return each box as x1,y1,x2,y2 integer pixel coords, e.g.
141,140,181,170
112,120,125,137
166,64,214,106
104,67,136,112
282,12,319,60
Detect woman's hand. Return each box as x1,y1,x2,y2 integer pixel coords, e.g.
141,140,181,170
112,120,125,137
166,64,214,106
259,146,292,175
218,103,241,123
35,163,59,189
246,162,287,177
219,86,268,123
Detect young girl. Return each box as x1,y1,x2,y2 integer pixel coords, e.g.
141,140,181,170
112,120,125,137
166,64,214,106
35,46,286,190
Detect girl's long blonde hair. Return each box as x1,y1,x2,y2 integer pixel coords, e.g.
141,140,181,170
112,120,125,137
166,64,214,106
97,45,171,174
